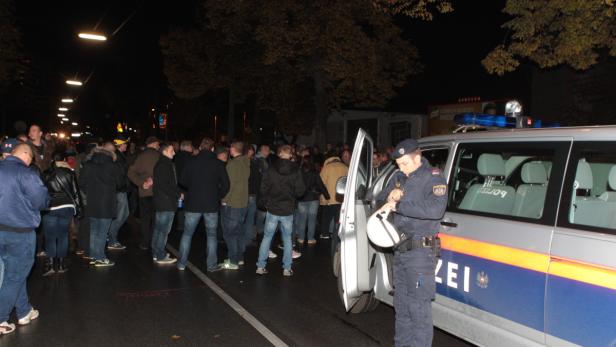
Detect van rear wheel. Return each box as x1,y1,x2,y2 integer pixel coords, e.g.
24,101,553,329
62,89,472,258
335,248,380,313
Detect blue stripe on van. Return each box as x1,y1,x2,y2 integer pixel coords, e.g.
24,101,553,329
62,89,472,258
438,249,616,346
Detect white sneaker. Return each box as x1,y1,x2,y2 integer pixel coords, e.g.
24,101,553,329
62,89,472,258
0,321,16,335
268,250,278,259
292,250,302,259
154,255,177,265
18,308,39,325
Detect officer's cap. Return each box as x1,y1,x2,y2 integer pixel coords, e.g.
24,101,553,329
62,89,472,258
1,138,19,154
392,139,419,159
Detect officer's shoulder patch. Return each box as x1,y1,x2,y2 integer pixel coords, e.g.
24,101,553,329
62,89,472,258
431,168,441,175
432,184,447,196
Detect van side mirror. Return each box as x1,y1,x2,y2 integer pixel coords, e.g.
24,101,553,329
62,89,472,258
336,176,347,195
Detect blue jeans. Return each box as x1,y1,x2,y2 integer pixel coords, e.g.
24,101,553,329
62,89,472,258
42,207,74,258
109,193,129,244
0,230,35,322
256,213,294,270
151,211,175,260
240,196,257,255
179,212,219,270
295,200,319,241
256,210,266,234
221,206,247,265
89,218,112,261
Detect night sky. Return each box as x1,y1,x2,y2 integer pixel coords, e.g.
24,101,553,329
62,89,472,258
12,0,527,137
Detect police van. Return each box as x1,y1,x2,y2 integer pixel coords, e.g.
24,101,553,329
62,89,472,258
335,117,616,346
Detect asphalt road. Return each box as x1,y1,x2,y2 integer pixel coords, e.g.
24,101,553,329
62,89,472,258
3,217,472,347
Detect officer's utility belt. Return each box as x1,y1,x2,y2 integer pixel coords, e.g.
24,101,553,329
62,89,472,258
395,235,441,256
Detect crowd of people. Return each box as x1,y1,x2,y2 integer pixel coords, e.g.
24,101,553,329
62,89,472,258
0,123,399,335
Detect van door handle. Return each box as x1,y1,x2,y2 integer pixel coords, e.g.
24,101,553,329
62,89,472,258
441,221,458,228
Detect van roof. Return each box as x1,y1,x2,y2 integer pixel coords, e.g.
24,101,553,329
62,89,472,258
420,125,616,143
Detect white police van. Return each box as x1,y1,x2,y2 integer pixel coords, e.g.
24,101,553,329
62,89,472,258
335,117,616,346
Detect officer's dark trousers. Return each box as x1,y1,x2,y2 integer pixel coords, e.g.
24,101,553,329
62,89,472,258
393,248,436,347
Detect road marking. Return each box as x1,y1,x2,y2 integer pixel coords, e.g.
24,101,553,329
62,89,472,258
166,245,288,347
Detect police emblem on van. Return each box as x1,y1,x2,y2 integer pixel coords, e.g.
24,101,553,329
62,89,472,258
477,271,489,289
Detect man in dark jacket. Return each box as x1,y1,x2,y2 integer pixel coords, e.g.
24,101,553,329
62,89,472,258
28,124,53,173
173,140,194,232
295,155,330,244
177,138,230,272
106,140,130,250
151,143,180,264
174,140,193,179
256,145,305,277
79,148,122,267
128,136,161,250
0,144,49,334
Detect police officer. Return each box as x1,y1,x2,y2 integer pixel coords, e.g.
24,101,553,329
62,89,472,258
378,139,447,347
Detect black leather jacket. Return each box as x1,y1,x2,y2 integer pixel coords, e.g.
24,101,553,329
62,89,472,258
44,163,83,214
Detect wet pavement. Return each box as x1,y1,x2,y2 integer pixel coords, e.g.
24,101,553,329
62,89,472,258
2,217,471,346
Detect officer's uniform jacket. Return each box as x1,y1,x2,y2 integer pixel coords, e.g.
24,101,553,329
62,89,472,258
380,158,447,239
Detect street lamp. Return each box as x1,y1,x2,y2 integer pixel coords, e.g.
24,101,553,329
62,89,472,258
57,114,65,118
71,122,78,126
62,117,69,122
78,33,107,41
66,80,83,86
59,107,68,111
61,98,74,103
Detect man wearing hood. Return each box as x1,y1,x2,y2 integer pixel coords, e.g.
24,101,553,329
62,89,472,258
256,145,305,277
79,147,123,267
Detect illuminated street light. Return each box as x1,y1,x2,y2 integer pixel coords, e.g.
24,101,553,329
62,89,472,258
61,98,74,103
62,117,69,121
60,121,64,125
59,107,68,111
57,114,65,118
66,80,83,86
59,133,66,139
71,133,82,138
71,122,78,126
78,33,107,41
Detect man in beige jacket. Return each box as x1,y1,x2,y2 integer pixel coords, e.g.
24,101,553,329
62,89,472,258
319,151,348,257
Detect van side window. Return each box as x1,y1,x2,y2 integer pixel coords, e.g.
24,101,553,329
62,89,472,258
354,138,372,200
422,147,449,171
449,143,555,220
561,143,616,231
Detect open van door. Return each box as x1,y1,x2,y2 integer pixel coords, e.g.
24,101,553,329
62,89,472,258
339,128,373,311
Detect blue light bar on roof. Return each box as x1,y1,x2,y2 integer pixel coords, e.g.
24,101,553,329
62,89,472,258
454,113,517,128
